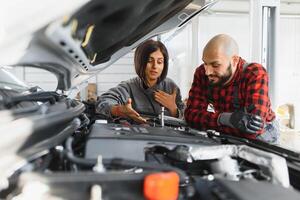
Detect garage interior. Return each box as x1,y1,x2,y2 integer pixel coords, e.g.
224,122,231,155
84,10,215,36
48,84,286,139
1,0,300,151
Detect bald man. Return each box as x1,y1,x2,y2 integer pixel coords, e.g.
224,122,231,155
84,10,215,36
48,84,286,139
184,34,279,143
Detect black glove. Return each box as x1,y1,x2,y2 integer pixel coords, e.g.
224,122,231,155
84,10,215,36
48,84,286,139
219,111,264,134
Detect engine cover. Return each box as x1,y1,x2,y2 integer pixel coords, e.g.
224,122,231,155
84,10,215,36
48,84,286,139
85,123,218,160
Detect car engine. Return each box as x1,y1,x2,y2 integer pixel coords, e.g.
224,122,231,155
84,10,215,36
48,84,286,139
0,93,300,200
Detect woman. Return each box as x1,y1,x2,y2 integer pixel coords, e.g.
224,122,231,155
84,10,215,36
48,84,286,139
96,39,184,123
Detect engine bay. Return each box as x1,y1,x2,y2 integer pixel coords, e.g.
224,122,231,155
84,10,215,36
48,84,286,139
1,96,300,200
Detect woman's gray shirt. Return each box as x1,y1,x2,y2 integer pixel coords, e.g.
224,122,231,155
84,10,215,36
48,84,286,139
96,77,184,119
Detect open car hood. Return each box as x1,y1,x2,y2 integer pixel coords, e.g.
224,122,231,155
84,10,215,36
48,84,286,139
15,0,216,90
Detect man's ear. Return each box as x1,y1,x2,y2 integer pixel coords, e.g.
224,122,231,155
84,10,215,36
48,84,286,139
231,55,239,68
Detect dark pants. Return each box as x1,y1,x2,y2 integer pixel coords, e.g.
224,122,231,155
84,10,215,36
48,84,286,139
256,119,280,144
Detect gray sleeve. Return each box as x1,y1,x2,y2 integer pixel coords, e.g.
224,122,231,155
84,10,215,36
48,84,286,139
95,81,131,118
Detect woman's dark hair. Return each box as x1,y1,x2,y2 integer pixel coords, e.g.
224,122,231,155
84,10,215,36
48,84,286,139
134,39,169,84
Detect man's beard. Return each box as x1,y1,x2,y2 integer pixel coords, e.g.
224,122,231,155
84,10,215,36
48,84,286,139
208,63,233,87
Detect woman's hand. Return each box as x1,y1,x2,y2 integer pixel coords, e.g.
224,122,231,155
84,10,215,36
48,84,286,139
111,98,147,124
154,89,178,117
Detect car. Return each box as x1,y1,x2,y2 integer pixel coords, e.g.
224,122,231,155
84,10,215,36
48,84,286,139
1,0,300,199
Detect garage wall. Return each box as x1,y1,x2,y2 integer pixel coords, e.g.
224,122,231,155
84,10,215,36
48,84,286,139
24,67,58,91
10,14,300,110
93,13,300,110
95,52,136,95
162,14,251,99
6,67,58,91
197,14,251,62
7,52,136,93
277,16,300,128
277,16,300,106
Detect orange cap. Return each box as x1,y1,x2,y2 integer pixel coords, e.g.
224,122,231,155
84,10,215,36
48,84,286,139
143,171,179,200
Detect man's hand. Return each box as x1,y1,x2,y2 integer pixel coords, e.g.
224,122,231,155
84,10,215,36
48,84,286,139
111,98,147,124
230,111,264,134
154,89,178,117
219,110,264,134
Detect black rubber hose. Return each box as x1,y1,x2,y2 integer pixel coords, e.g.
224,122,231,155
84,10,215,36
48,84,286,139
3,91,61,108
64,137,189,183
65,137,96,166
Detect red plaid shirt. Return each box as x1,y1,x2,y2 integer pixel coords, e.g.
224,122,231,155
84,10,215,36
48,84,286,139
184,57,275,139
